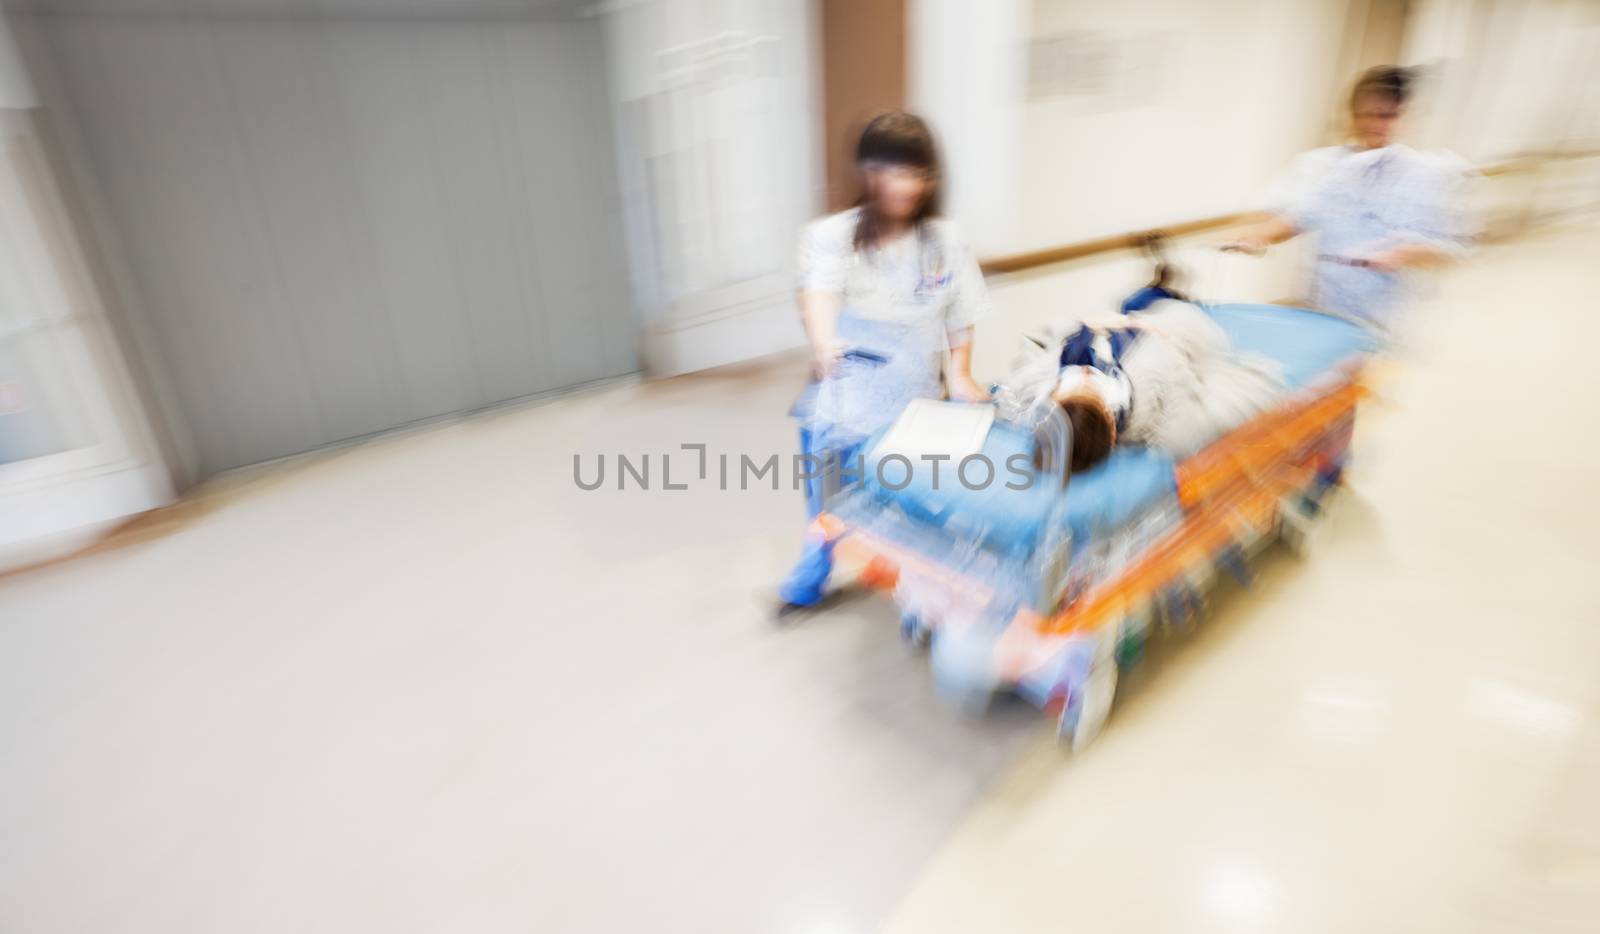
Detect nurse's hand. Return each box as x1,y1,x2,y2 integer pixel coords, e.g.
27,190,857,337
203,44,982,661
947,375,992,403
1361,243,1452,273
1356,251,1400,274
811,339,848,378
1218,236,1267,257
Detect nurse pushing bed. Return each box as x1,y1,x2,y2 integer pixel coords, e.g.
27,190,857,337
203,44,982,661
777,112,993,611
1224,66,1475,335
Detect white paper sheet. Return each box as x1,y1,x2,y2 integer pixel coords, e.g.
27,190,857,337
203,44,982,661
871,399,996,463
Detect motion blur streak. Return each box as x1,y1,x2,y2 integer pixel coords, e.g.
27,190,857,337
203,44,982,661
1,2,1598,933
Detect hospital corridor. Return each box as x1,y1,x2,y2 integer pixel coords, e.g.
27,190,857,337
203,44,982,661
2,1,1599,933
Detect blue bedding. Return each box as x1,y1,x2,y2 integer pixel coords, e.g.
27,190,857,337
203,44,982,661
1208,303,1376,391
859,304,1374,554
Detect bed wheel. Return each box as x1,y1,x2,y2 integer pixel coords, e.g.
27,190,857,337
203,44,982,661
900,612,930,647
1158,584,1204,633
1278,496,1322,558
1278,513,1309,557
1058,659,1118,753
1279,469,1346,558
1058,623,1120,752
1116,616,1148,669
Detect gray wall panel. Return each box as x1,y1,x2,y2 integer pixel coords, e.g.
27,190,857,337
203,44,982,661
417,24,544,406
21,11,636,475
322,23,482,424
501,25,620,388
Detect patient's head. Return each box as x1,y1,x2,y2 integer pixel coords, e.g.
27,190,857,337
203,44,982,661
1058,393,1115,474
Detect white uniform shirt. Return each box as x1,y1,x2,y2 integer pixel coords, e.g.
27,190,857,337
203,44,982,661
797,208,992,444
1268,145,1475,328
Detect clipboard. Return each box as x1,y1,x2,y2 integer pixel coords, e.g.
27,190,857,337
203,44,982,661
871,399,995,463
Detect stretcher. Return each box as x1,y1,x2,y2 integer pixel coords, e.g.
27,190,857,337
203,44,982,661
809,303,1375,751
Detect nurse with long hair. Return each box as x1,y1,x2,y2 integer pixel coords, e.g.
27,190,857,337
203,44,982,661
779,112,992,610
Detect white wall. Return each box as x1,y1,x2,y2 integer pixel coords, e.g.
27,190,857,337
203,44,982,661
909,0,1031,257
13,8,636,477
1008,0,1352,251
1403,0,1600,161
909,0,1355,380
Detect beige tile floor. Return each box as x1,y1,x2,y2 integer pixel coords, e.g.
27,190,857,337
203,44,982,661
1,220,1597,933
0,332,1041,932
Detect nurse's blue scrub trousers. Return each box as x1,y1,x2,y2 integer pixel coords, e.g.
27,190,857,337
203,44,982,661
777,420,861,607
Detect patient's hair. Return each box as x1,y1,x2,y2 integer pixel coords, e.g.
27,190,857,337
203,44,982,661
1060,395,1115,475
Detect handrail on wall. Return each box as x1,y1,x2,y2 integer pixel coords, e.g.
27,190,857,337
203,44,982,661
977,148,1600,277
978,211,1266,276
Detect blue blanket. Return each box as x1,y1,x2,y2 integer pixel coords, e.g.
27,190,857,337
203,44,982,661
860,304,1375,554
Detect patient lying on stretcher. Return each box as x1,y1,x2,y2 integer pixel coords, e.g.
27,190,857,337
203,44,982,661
1012,299,1286,473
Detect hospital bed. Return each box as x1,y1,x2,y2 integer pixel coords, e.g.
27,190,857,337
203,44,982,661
809,303,1375,751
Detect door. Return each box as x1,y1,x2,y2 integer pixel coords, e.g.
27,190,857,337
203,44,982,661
603,0,821,376
0,110,171,565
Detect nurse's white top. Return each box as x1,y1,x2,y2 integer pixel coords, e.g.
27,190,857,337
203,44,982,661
797,208,992,444
1264,144,1475,329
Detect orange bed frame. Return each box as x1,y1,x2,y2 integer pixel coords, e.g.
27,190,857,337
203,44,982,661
807,361,1367,737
